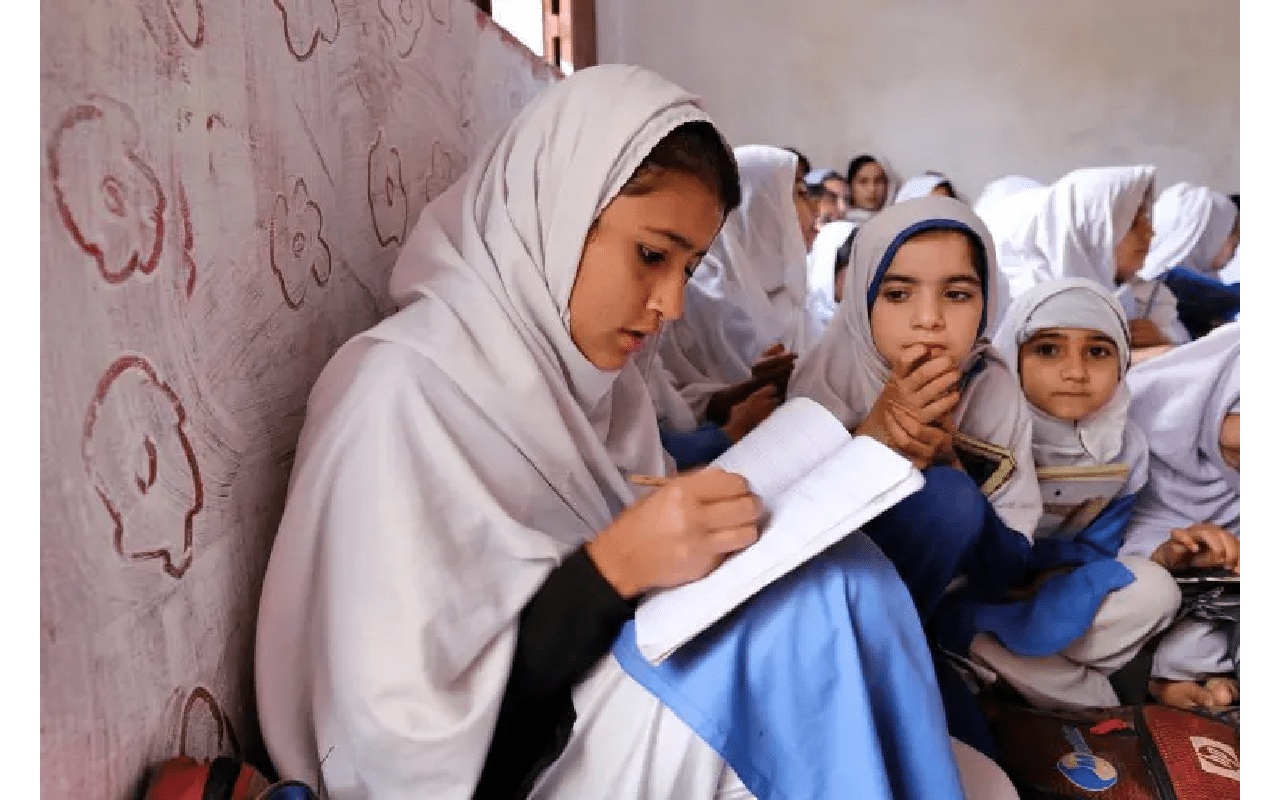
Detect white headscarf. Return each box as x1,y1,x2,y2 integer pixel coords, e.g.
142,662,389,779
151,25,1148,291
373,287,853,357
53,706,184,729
979,166,1156,299
992,278,1148,495
659,144,811,408
1121,322,1241,559
973,175,1044,218
1140,182,1238,280
255,65,719,796
895,172,953,204
790,195,1043,537
804,219,857,339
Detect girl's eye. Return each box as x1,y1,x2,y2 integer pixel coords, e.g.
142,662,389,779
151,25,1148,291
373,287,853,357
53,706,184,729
638,244,666,266
1088,346,1115,359
882,288,909,302
1033,343,1059,357
945,289,974,302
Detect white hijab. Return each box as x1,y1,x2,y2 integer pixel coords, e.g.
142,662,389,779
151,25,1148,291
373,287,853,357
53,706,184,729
255,65,715,796
979,166,1156,299
1121,322,1241,559
1140,182,1238,280
790,195,1043,537
659,144,811,408
991,278,1148,495
895,172,952,204
804,219,857,339
973,175,1044,217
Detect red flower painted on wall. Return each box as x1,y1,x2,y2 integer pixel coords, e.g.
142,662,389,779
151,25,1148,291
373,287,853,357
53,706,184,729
379,0,424,58
368,130,408,247
273,0,340,61
83,355,202,579
48,96,166,286
270,178,332,309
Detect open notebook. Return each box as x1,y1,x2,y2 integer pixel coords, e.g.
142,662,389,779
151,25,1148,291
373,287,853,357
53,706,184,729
633,396,924,665
1034,463,1130,540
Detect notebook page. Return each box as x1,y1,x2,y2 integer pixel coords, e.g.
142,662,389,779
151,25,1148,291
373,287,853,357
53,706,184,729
635,434,923,664
711,397,851,502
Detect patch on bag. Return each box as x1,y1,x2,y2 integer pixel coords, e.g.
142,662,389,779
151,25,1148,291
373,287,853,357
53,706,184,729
1056,725,1119,791
1191,736,1239,781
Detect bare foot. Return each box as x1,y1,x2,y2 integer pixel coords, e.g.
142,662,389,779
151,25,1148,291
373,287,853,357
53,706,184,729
1149,678,1216,708
1204,677,1240,706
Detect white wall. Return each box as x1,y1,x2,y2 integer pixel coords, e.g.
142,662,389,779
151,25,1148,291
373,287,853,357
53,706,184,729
597,0,1238,198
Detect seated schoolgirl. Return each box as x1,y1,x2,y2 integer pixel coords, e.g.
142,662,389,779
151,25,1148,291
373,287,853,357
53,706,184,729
803,219,857,343
1120,322,1241,710
791,196,1040,629
659,145,817,419
845,154,892,220
254,65,1012,800
895,171,957,203
804,168,853,227
976,166,1161,345
951,278,1181,711
1133,182,1239,340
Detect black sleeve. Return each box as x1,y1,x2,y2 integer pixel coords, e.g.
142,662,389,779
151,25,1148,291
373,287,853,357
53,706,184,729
472,545,638,800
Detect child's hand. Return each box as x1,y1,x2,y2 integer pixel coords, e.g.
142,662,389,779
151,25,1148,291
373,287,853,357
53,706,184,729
889,343,962,425
722,385,779,443
856,344,960,467
1129,319,1170,349
1150,522,1240,574
751,343,798,378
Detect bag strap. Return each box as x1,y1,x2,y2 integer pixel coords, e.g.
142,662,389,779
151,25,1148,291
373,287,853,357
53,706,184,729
202,757,243,800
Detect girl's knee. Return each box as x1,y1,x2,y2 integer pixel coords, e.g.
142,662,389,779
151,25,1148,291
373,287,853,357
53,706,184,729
1116,556,1182,624
919,465,986,534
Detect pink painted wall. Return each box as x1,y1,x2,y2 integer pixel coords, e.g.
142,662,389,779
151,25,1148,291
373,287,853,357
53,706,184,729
40,2,557,796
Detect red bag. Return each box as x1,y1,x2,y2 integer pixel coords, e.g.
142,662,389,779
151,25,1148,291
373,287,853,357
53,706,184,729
982,699,1239,800
144,756,271,800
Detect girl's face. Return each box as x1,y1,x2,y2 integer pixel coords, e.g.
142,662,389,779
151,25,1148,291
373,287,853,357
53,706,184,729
568,171,724,370
1017,327,1121,421
793,164,819,251
1114,205,1154,283
851,161,889,211
818,177,852,225
869,230,984,366
1211,226,1240,271
930,182,956,199
1220,412,1240,470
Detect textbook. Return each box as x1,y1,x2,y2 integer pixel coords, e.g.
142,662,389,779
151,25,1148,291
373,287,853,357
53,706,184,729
633,396,925,665
1034,463,1129,540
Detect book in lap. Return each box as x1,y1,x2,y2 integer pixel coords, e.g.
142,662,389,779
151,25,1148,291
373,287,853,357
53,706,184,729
1034,463,1129,540
633,396,924,665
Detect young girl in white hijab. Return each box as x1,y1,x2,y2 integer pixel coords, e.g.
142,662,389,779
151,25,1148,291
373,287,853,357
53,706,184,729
895,171,957,204
1121,322,1241,710
948,279,1181,711
1134,182,1240,340
253,66,1008,800
657,145,818,423
977,166,1162,346
802,219,857,342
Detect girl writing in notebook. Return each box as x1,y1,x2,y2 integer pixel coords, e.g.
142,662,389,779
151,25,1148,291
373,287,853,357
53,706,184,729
253,66,1006,800
1121,322,1241,710
950,278,1181,712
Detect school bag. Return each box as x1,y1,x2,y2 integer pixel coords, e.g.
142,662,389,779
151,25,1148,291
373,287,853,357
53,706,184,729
980,697,1239,800
144,755,319,800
